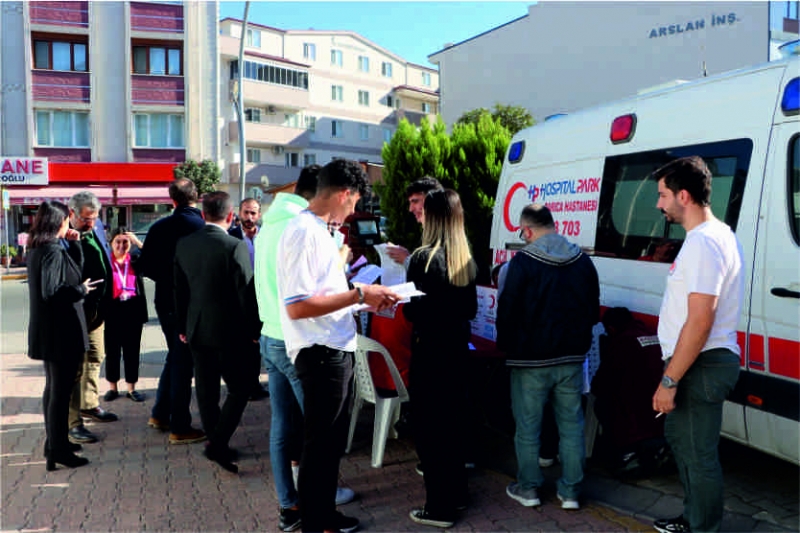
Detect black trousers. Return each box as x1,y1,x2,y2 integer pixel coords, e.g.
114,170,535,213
104,298,144,384
43,356,82,456
410,337,469,519
151,305,195,433
191,345,250,449
294,345,354,532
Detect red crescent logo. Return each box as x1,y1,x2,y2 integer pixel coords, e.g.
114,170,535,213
503,182,527,232
489,294,496,309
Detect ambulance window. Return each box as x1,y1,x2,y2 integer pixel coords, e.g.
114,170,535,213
790,135,800,246
595,139,752,261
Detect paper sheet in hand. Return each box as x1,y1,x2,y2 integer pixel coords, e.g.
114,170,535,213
374,243,407,286
352,281,425,312
350,264,382,285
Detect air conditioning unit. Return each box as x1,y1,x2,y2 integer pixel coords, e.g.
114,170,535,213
267,105,277,114
272,146,285,155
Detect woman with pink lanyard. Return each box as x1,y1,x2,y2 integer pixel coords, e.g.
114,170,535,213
103,227,148,402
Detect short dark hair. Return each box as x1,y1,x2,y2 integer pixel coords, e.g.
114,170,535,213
30,201,69,248
520,203,555,229
239,198,260,211
169,178,199,206
108,226,130,243
652,156,712,207
295,164,321,200
406,176,443,197
202,191,232,222
317,159,370,197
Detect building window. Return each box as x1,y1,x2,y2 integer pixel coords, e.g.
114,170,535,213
230,60,309,90
133,45,182,75
133,113,184,148
383,128,392,143
284,113,300,128
246,28,261,48
381,62,392,77
244,108,261,123
395,97,401,109
35,110,89,147
332,120,343,138
331,85,343,102
358,55,369,72
285,152,299,167
304,116,316,132
303,42,316,60
304,153,317,166
246,148,261,163
331,49,343,67
33,40,87,72
422,72,431,86
788,1,799,19
359,124,369,141
422,102,431,113
358,90,369,106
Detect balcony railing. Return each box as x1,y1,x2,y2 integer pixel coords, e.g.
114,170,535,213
228,121,310,148
30,1,89,28
132,149,185,163
33,148,91,162
32,71,90,103
130,1,184,33
132,75,184,106
228,163,302,186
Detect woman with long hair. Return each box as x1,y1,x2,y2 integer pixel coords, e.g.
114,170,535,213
103,227,148,402
403,189,478,528
27,201,94,471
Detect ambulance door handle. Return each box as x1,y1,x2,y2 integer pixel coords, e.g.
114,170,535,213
770,287,800,299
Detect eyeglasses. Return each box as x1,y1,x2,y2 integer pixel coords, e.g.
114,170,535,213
76,213,98,225
518,226,530,240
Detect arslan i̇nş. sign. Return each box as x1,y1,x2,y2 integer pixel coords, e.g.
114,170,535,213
0,157,49,185
649,12,740,39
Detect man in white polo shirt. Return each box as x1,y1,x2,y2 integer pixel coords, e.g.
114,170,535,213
651,156,744,533
277,159,400,533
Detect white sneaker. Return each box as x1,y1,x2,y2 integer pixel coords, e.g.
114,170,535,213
335,486,356,506
557,493,580,510
506,482,541,507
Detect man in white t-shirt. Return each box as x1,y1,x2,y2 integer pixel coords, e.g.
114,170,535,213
277,159,400,533
651,156,744,533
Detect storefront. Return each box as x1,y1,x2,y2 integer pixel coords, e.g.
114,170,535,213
4,161,177,261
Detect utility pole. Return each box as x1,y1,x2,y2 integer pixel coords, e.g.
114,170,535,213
237,1,250,202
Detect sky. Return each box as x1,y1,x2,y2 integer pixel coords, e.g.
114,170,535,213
218,1,531,67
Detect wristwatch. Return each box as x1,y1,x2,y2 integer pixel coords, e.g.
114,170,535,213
661,375,679,389
355,286,365,305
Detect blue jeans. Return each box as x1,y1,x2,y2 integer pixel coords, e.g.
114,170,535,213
151,305,195,433
261,336,304,509
510,363,585,499
665,348,740,533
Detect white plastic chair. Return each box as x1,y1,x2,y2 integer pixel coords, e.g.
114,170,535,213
346,334,410,468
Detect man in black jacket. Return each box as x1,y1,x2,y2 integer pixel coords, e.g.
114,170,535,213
497,203,599,511
174,191,262,474
139,179,206,445
228,198,269,401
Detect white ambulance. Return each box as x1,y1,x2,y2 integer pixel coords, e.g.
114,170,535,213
490,56,799,465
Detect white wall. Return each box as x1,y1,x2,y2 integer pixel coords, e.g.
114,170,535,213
1,2,30,156
185,0,219,162
430,2,769,125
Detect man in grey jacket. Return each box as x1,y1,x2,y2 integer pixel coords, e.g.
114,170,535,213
496,203,599,511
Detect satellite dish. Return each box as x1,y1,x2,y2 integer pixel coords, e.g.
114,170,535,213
260,175,270,188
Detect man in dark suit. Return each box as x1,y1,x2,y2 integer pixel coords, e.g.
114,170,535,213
138,179,206,445
174,191,262,474
228,197,269,401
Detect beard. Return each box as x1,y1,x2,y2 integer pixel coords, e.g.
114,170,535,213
241,219,256,229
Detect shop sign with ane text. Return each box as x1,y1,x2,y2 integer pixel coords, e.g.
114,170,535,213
0,158,49,186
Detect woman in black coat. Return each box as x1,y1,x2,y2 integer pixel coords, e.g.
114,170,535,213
27,201,94,470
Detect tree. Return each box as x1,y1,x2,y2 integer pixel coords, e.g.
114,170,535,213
173,159,221,195
456,103,534,135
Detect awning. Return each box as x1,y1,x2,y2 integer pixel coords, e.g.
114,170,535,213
8,185,171,206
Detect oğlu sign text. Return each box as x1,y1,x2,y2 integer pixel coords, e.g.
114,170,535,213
0,157,49,185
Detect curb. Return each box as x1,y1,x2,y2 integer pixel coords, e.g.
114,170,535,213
1,274,27,281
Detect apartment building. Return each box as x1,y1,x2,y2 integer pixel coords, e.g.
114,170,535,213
218,18,439,195
0,1,218,238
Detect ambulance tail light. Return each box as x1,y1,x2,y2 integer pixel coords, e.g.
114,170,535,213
508,140,525,164
610,114,636,144
781,77,799,115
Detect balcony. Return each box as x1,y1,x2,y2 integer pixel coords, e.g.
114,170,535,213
132,75,184,106
228,163,302,187
394,109,436,128
241,79,310,110
30,1,89,28
33,148,91,162
228,121,309,148
132,149,185,163
32,71,90,103
130,1,184,34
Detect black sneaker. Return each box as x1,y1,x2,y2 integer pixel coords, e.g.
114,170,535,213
654,516,691,533
329,512,359,533
409,508,455,528
278,507,301,532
